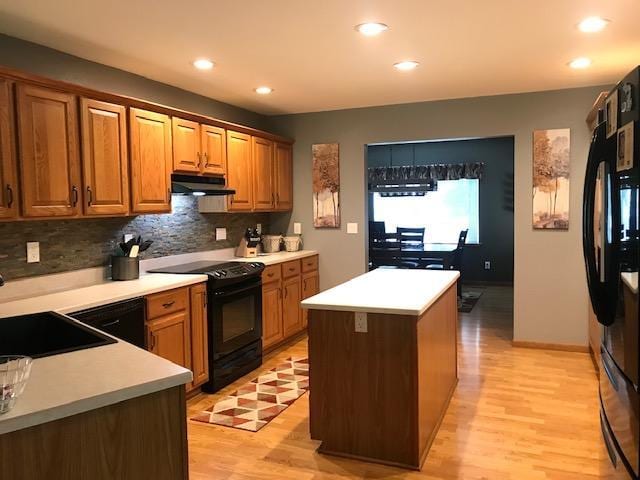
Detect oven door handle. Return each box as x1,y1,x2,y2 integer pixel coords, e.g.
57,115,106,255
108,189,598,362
212,282,261,298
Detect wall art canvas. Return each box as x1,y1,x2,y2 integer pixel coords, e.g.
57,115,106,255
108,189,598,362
532,128,570,230
312,143,340,228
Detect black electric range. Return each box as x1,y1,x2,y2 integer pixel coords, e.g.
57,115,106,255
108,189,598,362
149,260,265,392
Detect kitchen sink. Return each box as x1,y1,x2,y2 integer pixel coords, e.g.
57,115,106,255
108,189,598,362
0,311,117,358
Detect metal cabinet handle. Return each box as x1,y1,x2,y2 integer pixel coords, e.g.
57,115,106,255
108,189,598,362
272,193,275,205
203,152,209,167
86,186,93,206
101,319,120,328
149,331,156,350
196,152,202,169
71,186,78,207
168,188,172,204
203,291,208,309
284,286,288,299
162,300,175,309
6,184,13,208
303,279,307,290
276,193,280,204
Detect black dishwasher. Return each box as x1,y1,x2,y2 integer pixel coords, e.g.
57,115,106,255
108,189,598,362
71,297,146,348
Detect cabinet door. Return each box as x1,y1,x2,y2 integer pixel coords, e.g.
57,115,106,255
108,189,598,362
17,84,81,218
147,311,191,370
80,98,129,216
0,79,17,220
262,280,283,349
282,276,302,337
201,125,226,176
274,142,293,211
301,271,319,328
226,130,253,211
190,283,209,389
252,136,274,211
172,116,200,174
129,108,172,213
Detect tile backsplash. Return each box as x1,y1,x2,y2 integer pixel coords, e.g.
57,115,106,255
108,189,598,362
0,196,274,281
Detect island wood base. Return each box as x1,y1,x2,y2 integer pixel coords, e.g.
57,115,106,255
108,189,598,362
308,283,458,470
0,386,188,480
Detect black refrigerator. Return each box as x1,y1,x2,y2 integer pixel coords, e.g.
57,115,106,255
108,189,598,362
583,66,640,479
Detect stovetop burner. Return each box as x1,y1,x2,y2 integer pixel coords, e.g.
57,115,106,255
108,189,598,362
148,260,265,286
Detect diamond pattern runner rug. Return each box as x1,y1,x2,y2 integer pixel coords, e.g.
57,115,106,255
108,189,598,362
191,357,309,432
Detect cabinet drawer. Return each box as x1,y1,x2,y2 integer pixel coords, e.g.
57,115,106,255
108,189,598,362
282,260,301,278
301,255,318,273
146,287,189,320
262,264,281,283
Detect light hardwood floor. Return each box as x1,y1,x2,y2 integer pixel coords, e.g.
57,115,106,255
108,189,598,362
187,286,613,479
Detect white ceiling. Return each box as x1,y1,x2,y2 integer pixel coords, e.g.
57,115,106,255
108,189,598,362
0,0,638,115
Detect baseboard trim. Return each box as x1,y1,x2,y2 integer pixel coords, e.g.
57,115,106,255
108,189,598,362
512,340,589,353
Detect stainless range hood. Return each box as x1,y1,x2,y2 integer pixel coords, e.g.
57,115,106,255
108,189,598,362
171,174,236,196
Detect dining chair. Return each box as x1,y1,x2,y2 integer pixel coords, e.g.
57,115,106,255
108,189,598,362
425,229,468,297
369,232,420,269
397,227,425,248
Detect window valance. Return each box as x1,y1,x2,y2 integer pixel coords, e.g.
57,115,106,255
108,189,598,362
367,163,484,184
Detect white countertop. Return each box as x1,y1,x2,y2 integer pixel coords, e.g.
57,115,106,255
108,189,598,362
0,273,208,319
0,330,192,435
301,268,459,315
234,250,318,265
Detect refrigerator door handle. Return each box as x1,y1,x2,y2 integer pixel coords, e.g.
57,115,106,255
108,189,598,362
583,122,615,326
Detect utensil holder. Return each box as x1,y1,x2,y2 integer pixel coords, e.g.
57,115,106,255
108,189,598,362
111,256,140,281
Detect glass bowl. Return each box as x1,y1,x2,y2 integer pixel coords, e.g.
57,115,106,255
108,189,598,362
0,355,33,414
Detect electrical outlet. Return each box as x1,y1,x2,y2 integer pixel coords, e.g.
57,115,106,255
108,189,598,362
26,242,40,263
216,228,227,241
256,223,262,234
484,261,491,270
355,312,368,333
294,222,302,234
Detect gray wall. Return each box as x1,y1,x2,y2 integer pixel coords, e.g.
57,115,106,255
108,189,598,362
268,84,610,346
0,34,269,130
0,196,275,281
367,136,514,283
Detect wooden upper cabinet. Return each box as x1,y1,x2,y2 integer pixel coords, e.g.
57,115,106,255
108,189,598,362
80,98,129,216
201,125,226,176
274,142,293,211
172,117,200,174
252,136,274,211
129,108,172,214
0,79,17,220
226,130,253,211
16,84,81,218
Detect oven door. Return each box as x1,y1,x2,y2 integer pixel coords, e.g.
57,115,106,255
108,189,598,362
209,278,262,359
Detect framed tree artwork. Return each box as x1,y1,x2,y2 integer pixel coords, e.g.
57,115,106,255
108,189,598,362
312,143,341,228
532,128,570,229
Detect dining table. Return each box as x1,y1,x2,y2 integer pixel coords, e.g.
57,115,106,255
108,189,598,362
399,243,457,267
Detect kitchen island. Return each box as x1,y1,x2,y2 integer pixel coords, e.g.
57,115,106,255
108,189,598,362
302,268,459,470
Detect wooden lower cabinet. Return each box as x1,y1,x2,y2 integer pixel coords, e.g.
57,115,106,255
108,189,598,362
146,283,209,393
262,280,284,349
147,310,191,370
262,256,319,351
189,283,209,389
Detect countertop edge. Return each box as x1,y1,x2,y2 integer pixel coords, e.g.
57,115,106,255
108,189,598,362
0,370,192,436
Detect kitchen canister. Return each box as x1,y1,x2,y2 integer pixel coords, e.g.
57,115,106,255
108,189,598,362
262,235,283,253
283,235,302,252
111,256,140,281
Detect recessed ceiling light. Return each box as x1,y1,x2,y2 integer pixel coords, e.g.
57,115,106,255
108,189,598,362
193,58,214,70
355,22,389,36
255,86,273,95
578,16,610,33
568,57,592,69
394,61,419,71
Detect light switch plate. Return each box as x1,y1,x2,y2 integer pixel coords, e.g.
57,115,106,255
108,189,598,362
294,222,302,234
347,222,358,234
355,312,368,333
216,228,227,241
26,242,40,263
